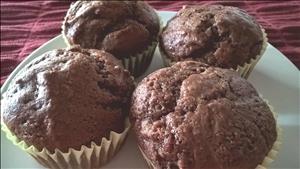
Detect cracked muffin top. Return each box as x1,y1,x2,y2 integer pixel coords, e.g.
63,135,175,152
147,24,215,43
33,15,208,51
159,5,264,69
2,47,135,152
130,61,277,169
62,1,160,58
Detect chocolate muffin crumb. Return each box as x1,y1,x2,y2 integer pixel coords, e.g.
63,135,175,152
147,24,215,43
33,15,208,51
2,47,134,152
131,61,277,169
63,1,160,58
160,5,264,69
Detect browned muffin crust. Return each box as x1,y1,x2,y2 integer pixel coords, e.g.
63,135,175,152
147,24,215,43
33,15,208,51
63,1,160,58
130,61,277,169
2,47,135,152
160,5,264,69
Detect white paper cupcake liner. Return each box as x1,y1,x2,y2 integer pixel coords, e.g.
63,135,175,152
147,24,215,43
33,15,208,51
1,118,131,169
236,27,268,79
138,146,155,169
255,99,282,169
121,41,157,77
121,15,163,77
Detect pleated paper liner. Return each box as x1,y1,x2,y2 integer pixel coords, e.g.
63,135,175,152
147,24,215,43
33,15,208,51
121,15,163,77
236,27,268,79
159,27,268,79
121,41,157,77
1,118,131,169
138,146,155,169
137,99,282,169
255,99,282,169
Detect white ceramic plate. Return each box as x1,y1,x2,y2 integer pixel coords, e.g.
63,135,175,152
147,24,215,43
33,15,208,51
1,11,299,169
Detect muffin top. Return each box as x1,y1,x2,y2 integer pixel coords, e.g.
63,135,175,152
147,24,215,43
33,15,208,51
62,1,160,58
131,61,277,169
2,47,134,152
160,5,264,69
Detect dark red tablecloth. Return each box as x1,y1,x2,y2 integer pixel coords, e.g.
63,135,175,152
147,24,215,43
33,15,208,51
1,1,300,85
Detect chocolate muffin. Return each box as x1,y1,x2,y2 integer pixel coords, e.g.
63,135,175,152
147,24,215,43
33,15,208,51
2,47,134,153
62,1,160,76
159,5,266,78
130,61,277,169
